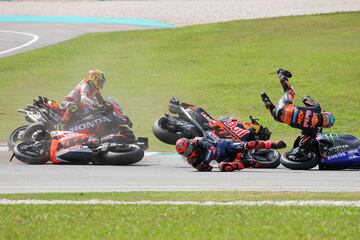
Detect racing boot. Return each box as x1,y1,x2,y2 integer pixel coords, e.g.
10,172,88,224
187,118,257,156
219,162,245,172
277,68,292,80
261,92,275,112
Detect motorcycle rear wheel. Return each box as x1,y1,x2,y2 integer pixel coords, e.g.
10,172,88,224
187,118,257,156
104,144,144,165
152,117,188,145
248,149,281,168
13,142,49,164
23,122,50,143
281,150,319,170
8,125,28,151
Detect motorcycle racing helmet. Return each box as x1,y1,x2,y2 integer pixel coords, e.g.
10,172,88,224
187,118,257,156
176,138,194,157
88,69,106,90
321,112,335,128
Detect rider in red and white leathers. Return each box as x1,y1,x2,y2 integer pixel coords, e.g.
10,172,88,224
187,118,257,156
60,69,109,129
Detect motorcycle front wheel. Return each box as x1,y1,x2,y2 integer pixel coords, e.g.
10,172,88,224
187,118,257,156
281,150,319,170
23,122,50,143
104,144,144,165
248,149,281,168
8,125,28,151
12,142,49,164
152,117,188,145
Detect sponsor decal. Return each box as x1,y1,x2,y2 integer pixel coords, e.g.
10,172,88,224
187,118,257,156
297,111,304,125
349,155,359,160
310,113,319,128
69,116,111,132
303,110,311,128
327,145,350,155
327,152,346,160
348,149,359,154
224,119,249,138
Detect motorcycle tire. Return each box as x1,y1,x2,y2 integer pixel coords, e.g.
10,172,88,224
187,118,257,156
281,150,319,170
23,122,49,143
12,142,49,164
248,149,281,168
8,125,28,151
104,144,144,165
152,117,187,145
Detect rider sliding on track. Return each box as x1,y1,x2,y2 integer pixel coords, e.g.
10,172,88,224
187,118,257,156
59,69,112,130
175,137,286,172
260,68,335,147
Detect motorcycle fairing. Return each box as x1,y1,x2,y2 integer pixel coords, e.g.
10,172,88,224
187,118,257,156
55,145,95,164
50,131,90,164
317,133,360,167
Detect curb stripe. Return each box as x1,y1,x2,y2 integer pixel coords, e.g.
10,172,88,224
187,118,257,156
0,199,359,207
0,16,175,28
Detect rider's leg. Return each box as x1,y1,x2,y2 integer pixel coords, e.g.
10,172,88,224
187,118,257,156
219,160,246,172
261,92,276,113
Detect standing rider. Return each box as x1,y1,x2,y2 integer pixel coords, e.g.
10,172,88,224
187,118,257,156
260,68,335,146
175,137,286,172
59,69,111,129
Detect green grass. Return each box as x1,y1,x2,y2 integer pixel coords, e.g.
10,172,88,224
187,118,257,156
0,12,359,151
1,191,360,201
0,192,360,240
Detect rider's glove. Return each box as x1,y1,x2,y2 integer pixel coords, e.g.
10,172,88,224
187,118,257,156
277,68,292,80
272,140,287,149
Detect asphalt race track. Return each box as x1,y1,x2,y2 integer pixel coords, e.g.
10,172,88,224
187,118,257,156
0,22,158,58
1,150,359,193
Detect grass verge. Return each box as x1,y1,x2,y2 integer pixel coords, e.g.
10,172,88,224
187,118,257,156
0,191,359,240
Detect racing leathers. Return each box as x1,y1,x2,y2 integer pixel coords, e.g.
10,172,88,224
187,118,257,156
61,79,106,128
261,69,335,146
184,137,285,172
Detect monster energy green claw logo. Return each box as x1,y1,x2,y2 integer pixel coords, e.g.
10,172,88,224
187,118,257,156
324,133,338,143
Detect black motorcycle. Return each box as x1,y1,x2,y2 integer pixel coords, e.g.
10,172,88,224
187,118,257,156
153,97,281,168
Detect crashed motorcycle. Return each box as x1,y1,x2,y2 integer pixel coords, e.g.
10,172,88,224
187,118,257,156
281,130,360,170
12,130,146,165
153,97,281,168
9,96,148,164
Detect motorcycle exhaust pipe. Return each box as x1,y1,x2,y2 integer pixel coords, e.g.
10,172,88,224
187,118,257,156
18,109,40,122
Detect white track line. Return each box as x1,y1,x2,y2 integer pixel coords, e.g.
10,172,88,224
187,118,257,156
0,199,359,207
0,30,39,55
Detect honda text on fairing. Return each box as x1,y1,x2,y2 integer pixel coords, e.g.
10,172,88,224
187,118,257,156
153,97,280,168
9,96,148,165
